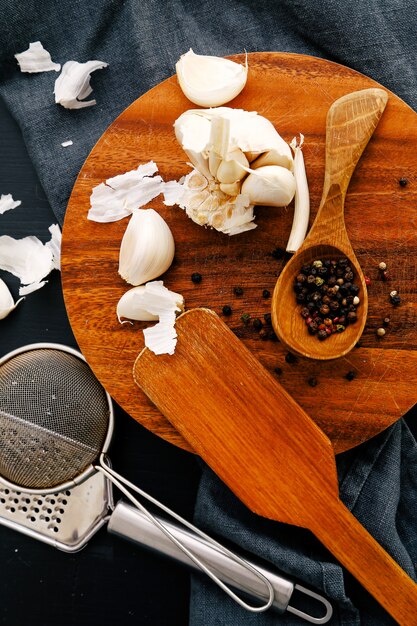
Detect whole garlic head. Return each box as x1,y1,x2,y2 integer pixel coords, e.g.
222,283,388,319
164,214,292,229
174,107,295,235
118,208,175,286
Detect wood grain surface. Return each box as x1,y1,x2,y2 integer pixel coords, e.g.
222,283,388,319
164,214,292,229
134,308,417,625
61,52,417,454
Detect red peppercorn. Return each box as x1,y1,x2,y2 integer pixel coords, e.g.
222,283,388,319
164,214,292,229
365,276,371,286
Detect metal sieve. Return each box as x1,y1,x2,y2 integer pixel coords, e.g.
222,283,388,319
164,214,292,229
0,343,275,613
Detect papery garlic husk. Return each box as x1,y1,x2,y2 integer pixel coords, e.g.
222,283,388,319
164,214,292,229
117,286,159,323
54,60,108,109
0,194,21,215
118,208,175,286
0,278,24,320
119,281,184,355
240,165,296,207
15,41,61,73
175,49,248,107
117,282,184,325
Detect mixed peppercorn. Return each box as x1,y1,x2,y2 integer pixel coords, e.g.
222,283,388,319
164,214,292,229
294,258,360,341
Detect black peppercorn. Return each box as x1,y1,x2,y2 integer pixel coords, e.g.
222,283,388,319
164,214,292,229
233,286,244,296
274,367,283,375
264,313,272,324
317,329,328,341
285,352,298,364
222,305,232,316
308,377,318,387
252,318,263,330
345,370,356,381
191,272,202,284
399,177,408,187
262,289,270,298
271,247,285,259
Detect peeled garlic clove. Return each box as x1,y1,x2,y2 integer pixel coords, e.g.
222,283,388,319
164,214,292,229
241,165,295,207
118,208,175,286
219,181,241,196
216,148,249,184
117,286,159,323
0,278,24,320
286,134,310,253
250,149,294,170
176,49,247,107
208,116,230,178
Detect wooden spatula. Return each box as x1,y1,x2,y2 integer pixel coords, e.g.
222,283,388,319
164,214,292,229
134,308,417,625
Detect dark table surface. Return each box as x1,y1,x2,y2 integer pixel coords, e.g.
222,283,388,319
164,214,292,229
0,95,201,626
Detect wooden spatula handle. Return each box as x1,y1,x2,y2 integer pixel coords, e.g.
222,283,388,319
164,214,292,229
313,497,417,625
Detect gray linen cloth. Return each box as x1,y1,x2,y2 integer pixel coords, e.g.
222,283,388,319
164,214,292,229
0,1,415,623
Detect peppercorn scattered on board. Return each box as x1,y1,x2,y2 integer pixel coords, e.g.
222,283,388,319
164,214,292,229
62,52,417,454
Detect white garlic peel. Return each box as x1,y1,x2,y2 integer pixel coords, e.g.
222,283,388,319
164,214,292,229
118,281,184,355
286,134,310,253
0,224,61,295
0,194,21,215
176,49,248,107
54,59,108,109
174,108,295,235
118,208,175,286
0,279,24,321
117,286,159,323
15,41,61,73
88,161,184,223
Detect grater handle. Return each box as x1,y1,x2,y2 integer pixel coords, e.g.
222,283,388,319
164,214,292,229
108,501,333,624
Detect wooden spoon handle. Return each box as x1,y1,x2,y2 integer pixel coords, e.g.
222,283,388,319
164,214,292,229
313,497,417,625
307,88,388,244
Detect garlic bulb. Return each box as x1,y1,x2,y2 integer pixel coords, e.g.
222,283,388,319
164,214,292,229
241,165,296,207
118,208,175,286
176,49,248,107
175,107,295,234
0,279,24,320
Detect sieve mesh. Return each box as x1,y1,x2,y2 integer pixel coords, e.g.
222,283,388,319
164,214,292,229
0,348,111,490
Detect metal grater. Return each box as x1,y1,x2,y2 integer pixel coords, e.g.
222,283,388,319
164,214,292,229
0,473,112,552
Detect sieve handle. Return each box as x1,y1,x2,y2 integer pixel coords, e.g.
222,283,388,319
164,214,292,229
108,501,333,624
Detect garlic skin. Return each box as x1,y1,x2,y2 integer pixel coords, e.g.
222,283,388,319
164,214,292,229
0,279,24,320
54,60,108,109
117,281,184,355
241,165,296,207
118,208,175,286
0,194,21,215
176,49,248,107
15,41,61,73
117,286,159,323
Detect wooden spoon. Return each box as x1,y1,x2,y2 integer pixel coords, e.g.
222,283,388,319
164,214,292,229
134,308,417,624
271,88,388,360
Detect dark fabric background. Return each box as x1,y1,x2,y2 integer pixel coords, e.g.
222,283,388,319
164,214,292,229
0,1,416,624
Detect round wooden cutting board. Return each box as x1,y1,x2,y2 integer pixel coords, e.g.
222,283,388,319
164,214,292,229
62,52,417,455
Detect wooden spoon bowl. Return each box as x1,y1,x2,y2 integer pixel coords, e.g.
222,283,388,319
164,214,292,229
273,242,368,360
272,88,388,360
